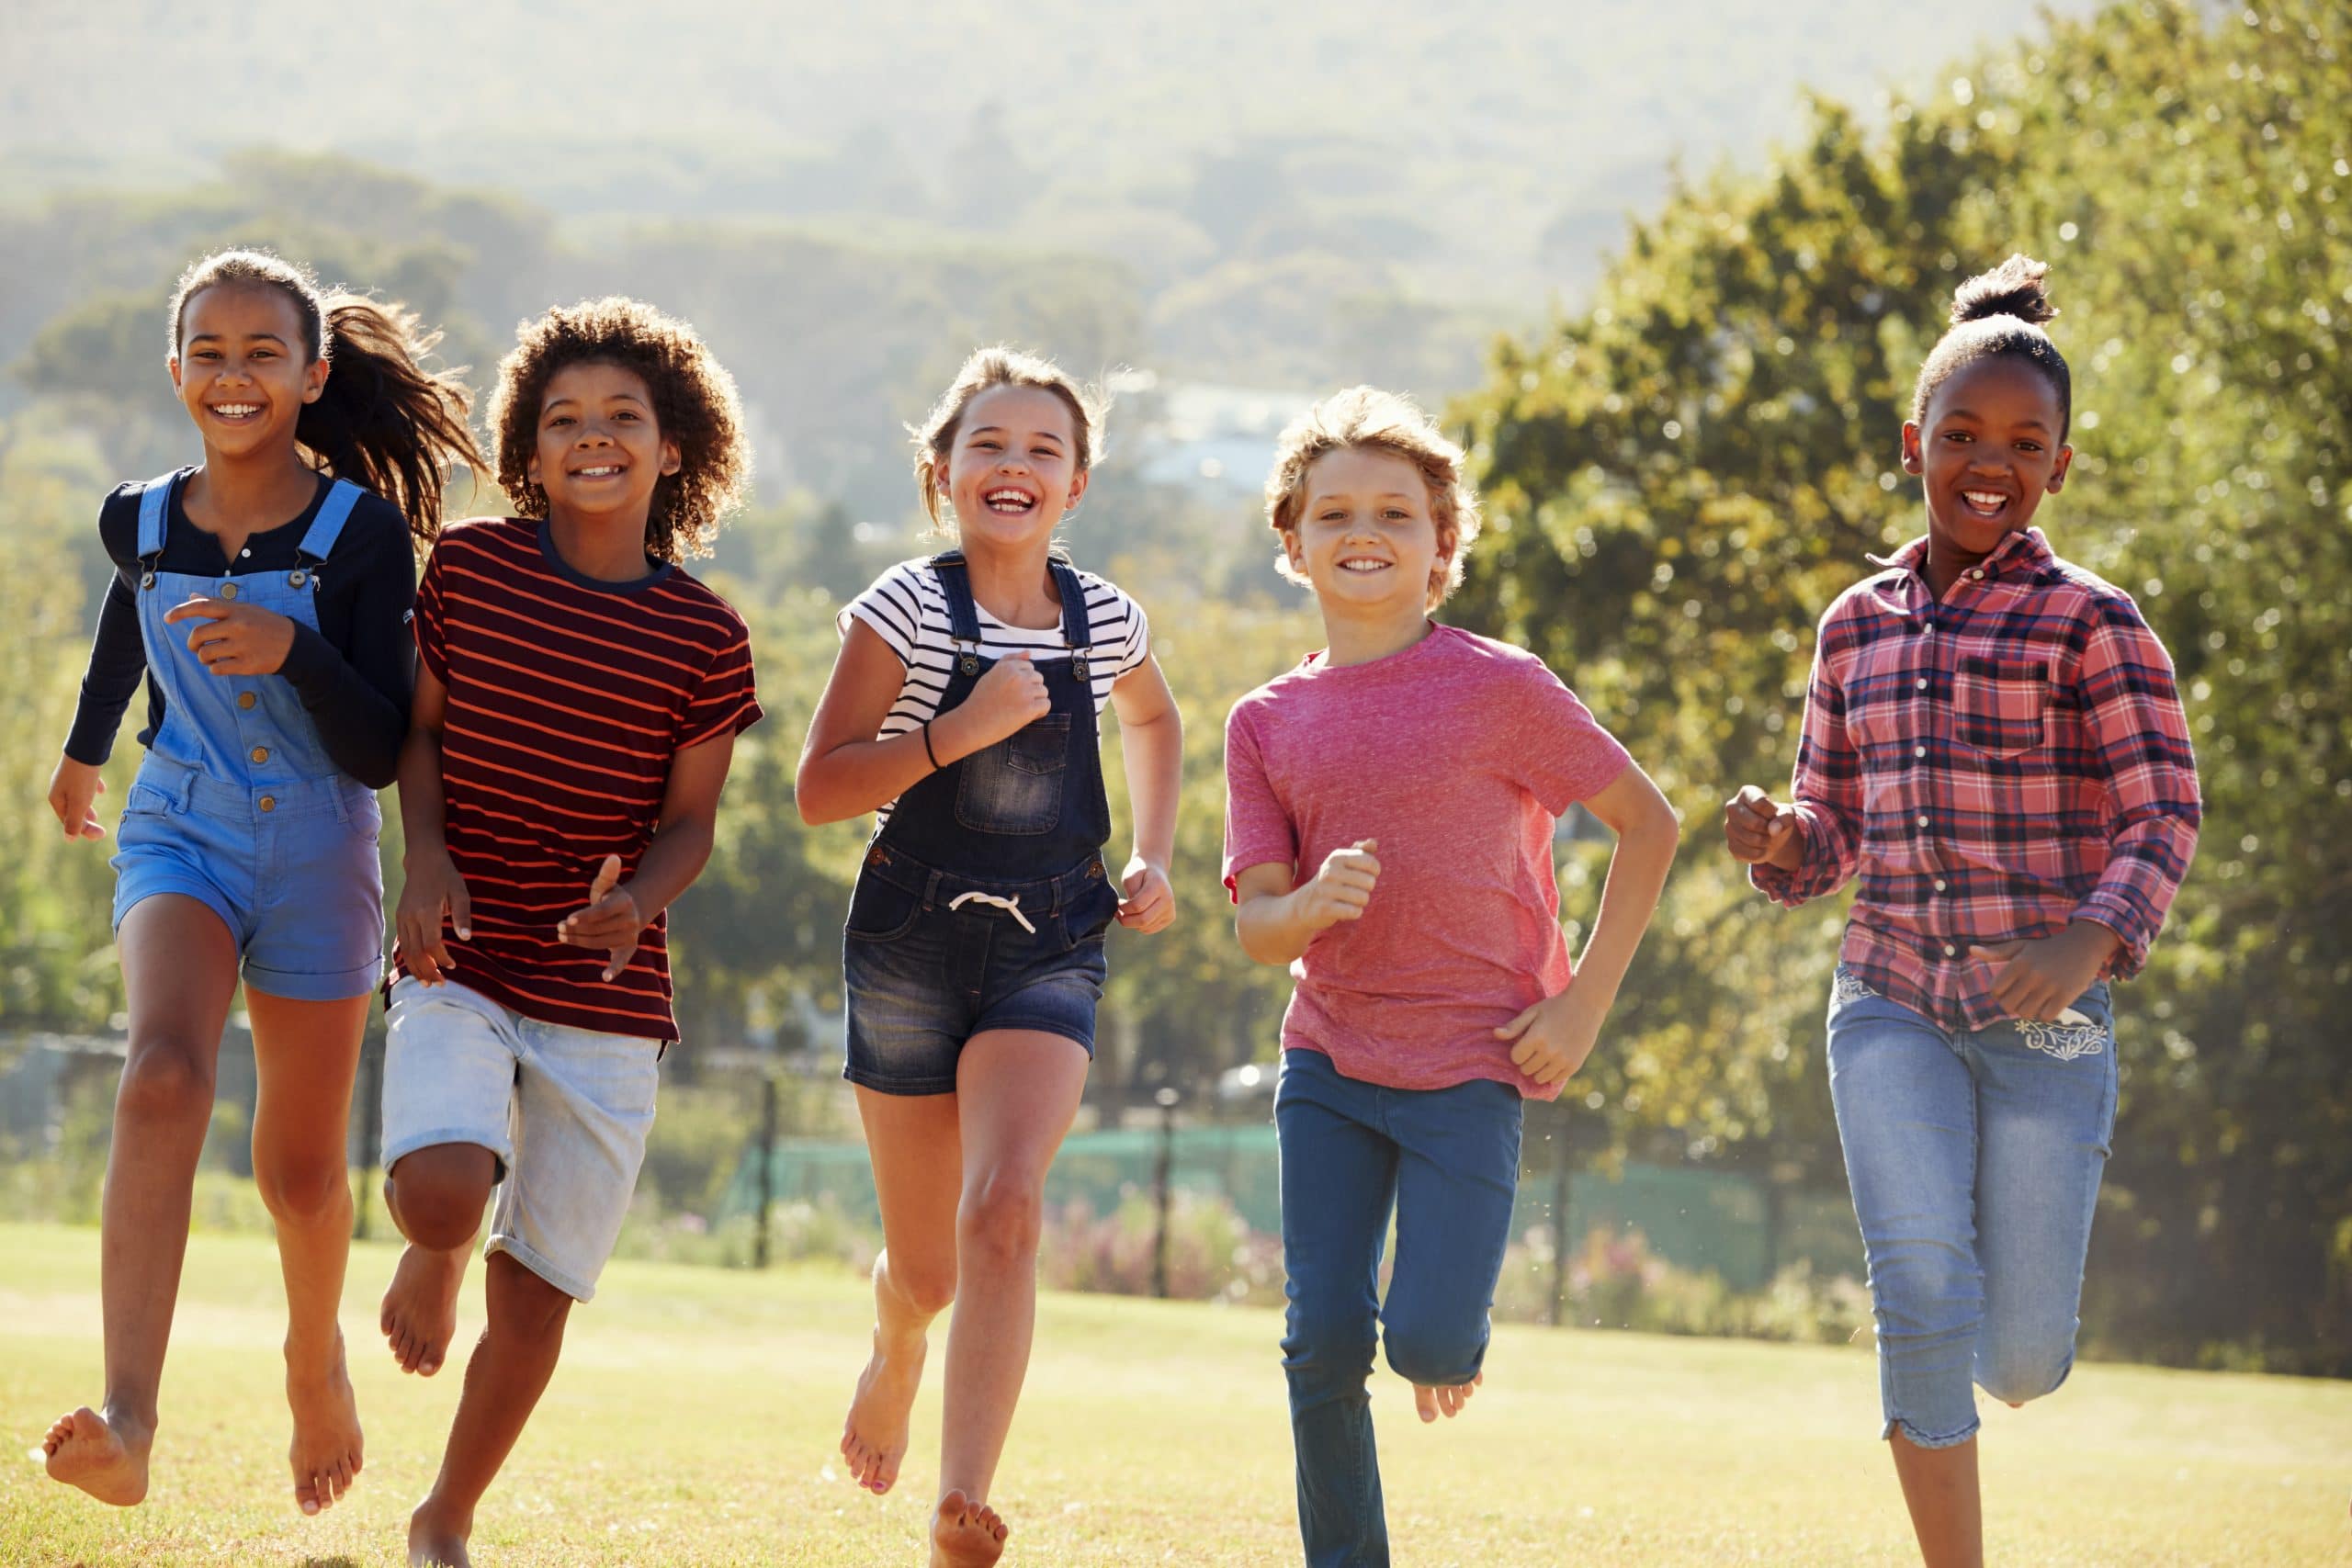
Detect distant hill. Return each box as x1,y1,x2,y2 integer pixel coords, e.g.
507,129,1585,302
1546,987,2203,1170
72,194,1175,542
6,0,2094,318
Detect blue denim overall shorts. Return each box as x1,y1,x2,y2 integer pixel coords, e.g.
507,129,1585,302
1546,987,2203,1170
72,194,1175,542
107,471,387,1001
841,550,1122,1095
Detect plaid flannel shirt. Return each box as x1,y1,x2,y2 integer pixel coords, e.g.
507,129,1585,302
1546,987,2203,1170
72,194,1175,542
1754,527,2200,1032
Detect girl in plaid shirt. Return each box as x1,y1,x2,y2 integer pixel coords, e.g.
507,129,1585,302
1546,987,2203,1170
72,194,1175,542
1724,256,2199,1567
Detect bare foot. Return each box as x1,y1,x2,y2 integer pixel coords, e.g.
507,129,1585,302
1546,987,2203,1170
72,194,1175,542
1413,1370,1485,1423
929,1490,1008,1568
841,1328,926,1495
40,1405,151,1506
408,1498,471,1567
287,1333,364,1515
380,1243,466,1376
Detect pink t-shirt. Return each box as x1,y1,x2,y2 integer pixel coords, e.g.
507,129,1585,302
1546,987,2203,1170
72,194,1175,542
1222,624,1632,1099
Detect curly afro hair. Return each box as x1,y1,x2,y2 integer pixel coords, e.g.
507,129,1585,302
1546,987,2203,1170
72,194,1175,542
487,298,750,562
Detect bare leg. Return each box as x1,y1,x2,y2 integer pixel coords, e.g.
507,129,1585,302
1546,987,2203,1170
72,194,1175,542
247,987,369,1516
1890,1429,1984,1568
842,1087,963,1495
930,1030,1090,1568
380,1145,495,1378
406,1252,574,1568
41,896,238,1506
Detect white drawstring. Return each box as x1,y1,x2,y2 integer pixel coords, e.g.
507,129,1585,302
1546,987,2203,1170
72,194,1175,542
947,889,1036,934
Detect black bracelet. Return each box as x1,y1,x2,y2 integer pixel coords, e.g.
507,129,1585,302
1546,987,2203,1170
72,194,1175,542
922,719,942,771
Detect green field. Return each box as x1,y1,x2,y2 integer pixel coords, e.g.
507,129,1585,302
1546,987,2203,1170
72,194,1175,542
0,1224,2345,1566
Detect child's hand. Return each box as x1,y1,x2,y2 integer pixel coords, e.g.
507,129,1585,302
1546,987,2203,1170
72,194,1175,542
1722,784,1803,870
947,651,1051,753
397,847,472,985
1115,854,1174,934
1495,984,1607,1088
162,595,298,677
1972,922,2119,1022
559,854,644,982
1297,839,1380,931
47,755,107,841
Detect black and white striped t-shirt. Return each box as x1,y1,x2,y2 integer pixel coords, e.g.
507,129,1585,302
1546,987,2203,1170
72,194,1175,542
842,558,1151,826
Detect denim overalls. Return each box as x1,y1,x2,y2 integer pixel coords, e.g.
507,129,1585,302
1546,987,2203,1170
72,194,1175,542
108,471,387,1001
840,550,1121,1095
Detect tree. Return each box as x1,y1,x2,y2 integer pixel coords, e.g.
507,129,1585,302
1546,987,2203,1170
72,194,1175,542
1454,0,2349,1367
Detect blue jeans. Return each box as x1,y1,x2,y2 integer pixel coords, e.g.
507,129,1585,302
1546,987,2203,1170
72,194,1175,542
1826,967,2119,1449
1275,1048,1523,1568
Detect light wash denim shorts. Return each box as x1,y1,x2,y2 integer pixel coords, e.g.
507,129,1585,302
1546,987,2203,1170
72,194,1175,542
381,976,659,1302
111,760,383,1002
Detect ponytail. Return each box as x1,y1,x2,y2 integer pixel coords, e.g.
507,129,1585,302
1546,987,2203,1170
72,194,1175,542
170,249,485,551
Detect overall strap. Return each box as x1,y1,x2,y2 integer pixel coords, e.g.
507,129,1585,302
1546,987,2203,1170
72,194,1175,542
928,549,985,673
1047,558,1093,684
134,472,178,558
297,479,366,563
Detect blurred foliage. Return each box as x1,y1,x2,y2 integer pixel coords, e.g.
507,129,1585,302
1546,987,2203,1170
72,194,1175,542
1455,0,2349,1370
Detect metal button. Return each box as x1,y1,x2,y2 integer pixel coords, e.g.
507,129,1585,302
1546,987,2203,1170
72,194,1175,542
288,570,308,588
141,571,156,591
237,692,256,711
258,795,277,813
220,582,238,599
866,846,888,868
1915,677,1928,691
250,746,269,764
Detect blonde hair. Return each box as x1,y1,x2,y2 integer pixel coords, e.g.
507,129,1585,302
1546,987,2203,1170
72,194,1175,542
910,345,1104,534
1264,386,1483,610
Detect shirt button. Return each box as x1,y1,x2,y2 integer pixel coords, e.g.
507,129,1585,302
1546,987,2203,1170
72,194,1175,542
1914,746,1927,758
1917,815,1930,828
240,547,252,558
1971,569,1985,580
220,582,239,600
250,746,269,764
1922,621,1935,634
1934,879,1948,892
258,795,276,813
1915,677,1928,691
237,692,256,711
1944,943,1958,957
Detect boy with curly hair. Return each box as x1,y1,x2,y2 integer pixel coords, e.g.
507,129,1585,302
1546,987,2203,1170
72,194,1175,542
374,298,761,1568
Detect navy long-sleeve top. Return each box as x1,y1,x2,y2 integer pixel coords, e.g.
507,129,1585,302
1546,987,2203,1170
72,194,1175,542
64,469,418,788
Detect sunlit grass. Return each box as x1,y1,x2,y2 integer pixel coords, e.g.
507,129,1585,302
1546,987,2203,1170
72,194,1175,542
0,1223,2344,1565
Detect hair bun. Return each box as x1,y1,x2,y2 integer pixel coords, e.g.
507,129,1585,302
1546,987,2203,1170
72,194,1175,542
1950,254,2057,326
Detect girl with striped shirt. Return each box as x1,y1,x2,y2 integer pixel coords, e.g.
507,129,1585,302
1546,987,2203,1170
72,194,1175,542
798,346,1183,1568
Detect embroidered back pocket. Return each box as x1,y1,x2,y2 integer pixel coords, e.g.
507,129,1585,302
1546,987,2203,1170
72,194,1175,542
1954,656,2049,759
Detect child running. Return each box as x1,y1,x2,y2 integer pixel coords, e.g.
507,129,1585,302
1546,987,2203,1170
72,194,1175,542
373,298,761,1568
797,346,1182,1567
1724,257,2200,1568
1225,387,1678,1568
40,249,479,1515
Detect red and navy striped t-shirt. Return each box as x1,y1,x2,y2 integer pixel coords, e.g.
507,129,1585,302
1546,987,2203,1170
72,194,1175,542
394,517,762,1042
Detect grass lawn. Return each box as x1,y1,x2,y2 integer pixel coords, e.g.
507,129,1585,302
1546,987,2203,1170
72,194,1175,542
0,1222,2345,1565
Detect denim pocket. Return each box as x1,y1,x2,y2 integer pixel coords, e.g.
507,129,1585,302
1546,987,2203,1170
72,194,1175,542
122,781,177,818
843,871,923,942
1954,656,2049,759
955,715,1070,836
